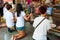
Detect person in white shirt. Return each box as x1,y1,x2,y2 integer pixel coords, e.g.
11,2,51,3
3,2,8,19
32,6,51,40
5,4,15,33
11,3,32,40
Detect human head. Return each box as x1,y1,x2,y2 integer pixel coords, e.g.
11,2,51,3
16,3,23,17
4,2,8,7
6,4,12,10
39,6,47,14
6,4,13,12
40,2,46,6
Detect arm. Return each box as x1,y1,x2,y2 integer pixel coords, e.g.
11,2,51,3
12,16,16,23
33,18,37,28
24,13,32,21
12,13,17,23
46,20,51,32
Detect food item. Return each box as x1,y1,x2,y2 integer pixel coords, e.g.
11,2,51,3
57,26,60,30
51,24,56,28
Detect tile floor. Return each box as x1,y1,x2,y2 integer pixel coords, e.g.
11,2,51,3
0,22,34,40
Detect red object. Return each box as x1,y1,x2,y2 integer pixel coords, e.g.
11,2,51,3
27,0,30,5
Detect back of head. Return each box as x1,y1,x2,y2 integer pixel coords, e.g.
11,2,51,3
39,6,47,14
6,4,12,10
16,3,23,11
4,2,8,7
16,3,23,17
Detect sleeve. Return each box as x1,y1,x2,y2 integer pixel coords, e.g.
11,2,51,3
5,13,13,20
46,20,51,30
33,18,37,28
3,8,7,19
21,11,26,17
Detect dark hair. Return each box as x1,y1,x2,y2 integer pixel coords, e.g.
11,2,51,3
4,2,8,7
39,6,47,14
6,4,12,10
16,3,23,17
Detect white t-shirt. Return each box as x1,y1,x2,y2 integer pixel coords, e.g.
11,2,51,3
5,11,14,28
3,7,8,19
15,11,26,27
33,16,51,40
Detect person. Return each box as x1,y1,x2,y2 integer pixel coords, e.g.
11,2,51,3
46,3,53,15
3,2,8,19
27,0,31,5
34,6,40,15
11,3,32,40
5,4,15,33
32,6,51,40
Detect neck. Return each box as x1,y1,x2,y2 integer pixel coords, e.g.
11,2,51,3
41,14,46,17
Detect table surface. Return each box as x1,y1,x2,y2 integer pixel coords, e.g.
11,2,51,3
48,31,60,37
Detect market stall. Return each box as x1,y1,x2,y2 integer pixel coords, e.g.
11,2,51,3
48,5,60,40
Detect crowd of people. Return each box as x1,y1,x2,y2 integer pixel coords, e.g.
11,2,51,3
1,1,56,40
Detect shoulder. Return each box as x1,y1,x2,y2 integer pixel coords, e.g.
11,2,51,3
45,19,49,21
44,19,50,23
3,7,6,9
21,11,26,16
6,11,9,14
34,17,40,21
21,11,25,13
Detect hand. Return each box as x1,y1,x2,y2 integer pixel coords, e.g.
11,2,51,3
30,13,32,16
11,35,17,40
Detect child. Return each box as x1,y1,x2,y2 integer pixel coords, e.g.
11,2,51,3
11,3,32,40
32,6,51,40
5,4,15,33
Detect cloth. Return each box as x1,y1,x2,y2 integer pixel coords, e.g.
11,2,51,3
15,11,26,27
3,7,8,19
7,27,15,33
46,7,53,15
16,26,24,30
28,6,31,14
32,16,51,40
5,11,14,28
27,0,30,5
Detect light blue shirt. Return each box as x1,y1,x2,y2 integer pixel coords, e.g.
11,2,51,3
46,7,53,15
